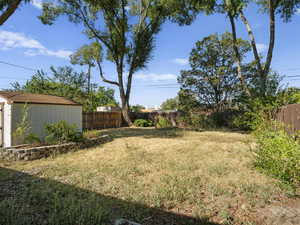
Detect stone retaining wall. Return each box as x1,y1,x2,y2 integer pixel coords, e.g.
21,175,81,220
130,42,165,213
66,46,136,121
0,135,112,161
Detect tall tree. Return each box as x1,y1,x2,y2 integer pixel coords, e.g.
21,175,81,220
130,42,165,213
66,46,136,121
173,0,300,96
178,33,250,112
0,0,29,25
39,0,167,126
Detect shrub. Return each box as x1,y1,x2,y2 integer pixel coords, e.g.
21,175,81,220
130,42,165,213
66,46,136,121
254,121,300,185
44,121,83,144
156,116,172,128
133,119,153,127
178,113,217,129
24,133,41,144
232,111,264,131
13,104,31,145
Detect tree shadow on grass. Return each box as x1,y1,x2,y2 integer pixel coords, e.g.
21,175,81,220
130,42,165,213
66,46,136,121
0,167,220,225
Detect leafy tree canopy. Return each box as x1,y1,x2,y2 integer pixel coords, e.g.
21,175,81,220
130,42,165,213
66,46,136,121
130,104,146,113
161,97,179,111
179,32,251,112
11,66,118,112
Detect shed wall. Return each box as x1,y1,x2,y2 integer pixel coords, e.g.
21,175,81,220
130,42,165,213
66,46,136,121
11,103,82,145
0,97,12,148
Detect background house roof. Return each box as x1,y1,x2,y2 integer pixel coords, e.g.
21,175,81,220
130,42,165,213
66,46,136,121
0,92,81,106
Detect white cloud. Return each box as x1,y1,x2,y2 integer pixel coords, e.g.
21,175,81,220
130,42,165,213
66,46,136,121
31,0,43,9
173,58,189,66
136,73,177,81
0,30,72,59
256,43,267,53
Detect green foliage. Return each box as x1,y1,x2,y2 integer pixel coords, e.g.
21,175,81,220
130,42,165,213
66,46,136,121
156,116,172,128
24,133,41,144
11,66,117,112
179,32,250,112
130,105,146,113
178,113,216,129
254,121,300,185
13,104,31,145
70,42,103,67
134,119,153,127
44,121,83,144
160,97,179,111
278,87,300,104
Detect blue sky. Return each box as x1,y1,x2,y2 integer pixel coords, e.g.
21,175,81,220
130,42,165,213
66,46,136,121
1,1,300,108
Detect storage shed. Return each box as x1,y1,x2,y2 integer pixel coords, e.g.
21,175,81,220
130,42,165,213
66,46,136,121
0,92,82,147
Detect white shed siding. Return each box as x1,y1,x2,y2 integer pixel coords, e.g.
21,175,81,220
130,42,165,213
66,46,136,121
0,97,13,148
3,104,12,147
11,103,82,145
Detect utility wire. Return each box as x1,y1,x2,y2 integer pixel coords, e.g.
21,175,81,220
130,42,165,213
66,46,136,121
0,60,37,71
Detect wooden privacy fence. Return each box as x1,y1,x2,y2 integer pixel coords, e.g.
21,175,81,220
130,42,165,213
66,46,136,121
276,104,300,133
83,112,122,130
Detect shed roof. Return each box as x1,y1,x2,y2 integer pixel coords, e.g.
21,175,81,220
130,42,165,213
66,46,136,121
0,92,81,106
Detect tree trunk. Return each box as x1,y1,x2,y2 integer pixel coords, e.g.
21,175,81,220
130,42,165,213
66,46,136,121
228,13,251,97
263,0,276,91
239,10,264,76
117,69,133,127
121,99,132,126
239,0,276,95
87,65,91,94
0,0,22,26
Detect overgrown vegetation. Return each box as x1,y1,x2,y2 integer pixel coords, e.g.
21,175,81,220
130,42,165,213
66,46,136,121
44,121,84,144
156,116,173,128
254,121,300,186
133,119,153,127
0,128,293,225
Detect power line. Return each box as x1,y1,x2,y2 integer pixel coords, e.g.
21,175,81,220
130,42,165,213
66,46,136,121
0,60,37,71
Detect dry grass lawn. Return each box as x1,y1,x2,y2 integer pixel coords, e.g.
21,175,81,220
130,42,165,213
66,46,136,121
0,128,298,225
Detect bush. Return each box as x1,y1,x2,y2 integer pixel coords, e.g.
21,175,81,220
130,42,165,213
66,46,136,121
13,104,31,145
44,121,83,144
254,121,300,185
156,116,172,128
24,133,41,144
133,119,153,127
232,111,264,131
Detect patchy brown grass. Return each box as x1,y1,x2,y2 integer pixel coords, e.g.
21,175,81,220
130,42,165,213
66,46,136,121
0,128,298,225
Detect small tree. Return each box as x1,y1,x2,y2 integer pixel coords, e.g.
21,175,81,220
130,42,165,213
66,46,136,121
70,42,102,94
13,104,31,145
178,33,250,112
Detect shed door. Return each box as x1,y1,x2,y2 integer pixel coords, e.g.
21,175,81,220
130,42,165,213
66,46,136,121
0,104,3,147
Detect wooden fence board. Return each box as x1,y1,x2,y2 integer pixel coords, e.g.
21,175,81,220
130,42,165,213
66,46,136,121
83,112,122,130
276,104,300,134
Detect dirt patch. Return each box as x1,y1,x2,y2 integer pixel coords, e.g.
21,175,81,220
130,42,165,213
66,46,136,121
257,199,300,225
